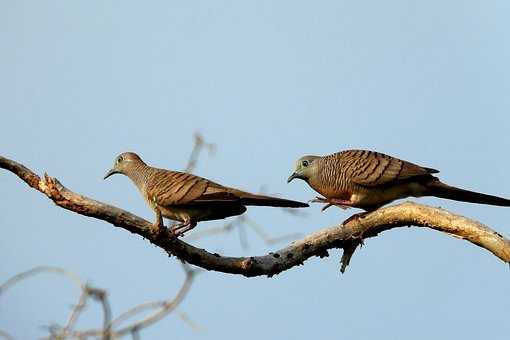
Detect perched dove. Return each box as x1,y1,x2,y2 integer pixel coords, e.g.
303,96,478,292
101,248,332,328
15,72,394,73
288,149,510,214
105,152,308,236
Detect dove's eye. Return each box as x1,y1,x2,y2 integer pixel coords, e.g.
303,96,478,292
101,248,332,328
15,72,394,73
302,160,309,167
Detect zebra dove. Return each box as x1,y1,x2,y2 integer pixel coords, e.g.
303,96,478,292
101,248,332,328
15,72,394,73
288,149,510,214
105,152,308,236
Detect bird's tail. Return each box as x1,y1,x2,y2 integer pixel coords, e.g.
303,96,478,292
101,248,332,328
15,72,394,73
426,181,510,207
239,193,309,208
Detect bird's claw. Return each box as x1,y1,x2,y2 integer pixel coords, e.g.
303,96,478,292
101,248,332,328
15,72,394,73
311,196,351,211
150,222,167,238
170,221,197,237
309,196,328,204
321,203,334,211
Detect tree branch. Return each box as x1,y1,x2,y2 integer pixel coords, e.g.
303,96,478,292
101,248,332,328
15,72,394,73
2,155,509,277
0,264,195,338
70,264,195,338
0,329,13,340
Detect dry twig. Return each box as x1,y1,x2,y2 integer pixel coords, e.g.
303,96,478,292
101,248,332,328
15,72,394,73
183,132,216,173
0,265,194,339
0,330,13,340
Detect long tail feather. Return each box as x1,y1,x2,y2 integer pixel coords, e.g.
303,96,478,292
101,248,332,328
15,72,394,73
240,193,309,208
427,181,510,207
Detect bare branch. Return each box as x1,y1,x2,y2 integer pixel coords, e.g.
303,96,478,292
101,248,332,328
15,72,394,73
242,215,302,245
0,267,106,339
85,286,112,340
107,264,193,331
185,215,301,249
109,301,166,328
176,310,203,332
131,328,140,340
0,266,84,296
2,155,509,278
183,132,215,173
237,223,249,250
72,264,195,338
0,264,194,339
61,290,88,337
184,218,240,242
0,330,14,340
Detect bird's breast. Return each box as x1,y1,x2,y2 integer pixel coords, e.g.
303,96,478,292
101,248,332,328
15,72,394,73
307,177,352,200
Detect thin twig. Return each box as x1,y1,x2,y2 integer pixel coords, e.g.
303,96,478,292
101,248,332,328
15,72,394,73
108,301,165,329
131,328,140,340
177,310,203,332
183,218,240,241
242,216,302,245
185,215,302,249
237,223,249,250
184,132,216,173
72,264,195,338
0,265,87,338
61,290,89,337
0,330,13,340
0,266,84,296
85,286,112,340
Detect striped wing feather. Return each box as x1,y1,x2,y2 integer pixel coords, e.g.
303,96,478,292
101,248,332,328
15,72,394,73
146,169,237,206
341,150,438,187
147,169,307,208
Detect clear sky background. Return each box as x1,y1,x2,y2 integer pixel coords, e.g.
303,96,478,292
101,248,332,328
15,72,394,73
2,1,510,339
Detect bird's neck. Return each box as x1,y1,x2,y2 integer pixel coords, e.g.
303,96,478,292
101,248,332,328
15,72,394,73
124,162,151,191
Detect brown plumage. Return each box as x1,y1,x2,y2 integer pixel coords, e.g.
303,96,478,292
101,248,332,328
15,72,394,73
105,152,308,236
288,149,510,212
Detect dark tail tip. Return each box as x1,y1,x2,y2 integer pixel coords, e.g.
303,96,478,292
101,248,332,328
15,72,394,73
241,194,309,208
428,181,510,207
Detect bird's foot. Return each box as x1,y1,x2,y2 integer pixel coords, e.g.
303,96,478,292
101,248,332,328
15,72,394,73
150,221,167,238
150,208,168,238
342,211,369,225
309,196,328,204
321,203,334,211
171,221,197,237
310,196,352,211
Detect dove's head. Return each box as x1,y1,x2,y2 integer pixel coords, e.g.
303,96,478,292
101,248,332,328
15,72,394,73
104,152,146,179
287,155,320,183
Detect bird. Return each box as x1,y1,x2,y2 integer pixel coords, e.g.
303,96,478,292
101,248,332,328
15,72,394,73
288,149,510,217
104,152,308,236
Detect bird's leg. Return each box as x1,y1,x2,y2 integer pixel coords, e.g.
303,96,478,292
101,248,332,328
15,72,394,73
151,208,165,236
310,196,353,211
328,198,354,207
171,220,198,237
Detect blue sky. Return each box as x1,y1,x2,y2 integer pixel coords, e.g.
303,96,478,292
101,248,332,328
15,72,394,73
2,1,510,339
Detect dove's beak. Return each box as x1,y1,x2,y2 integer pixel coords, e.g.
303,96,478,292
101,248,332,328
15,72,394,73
104,169,118,180
287,172,299,183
